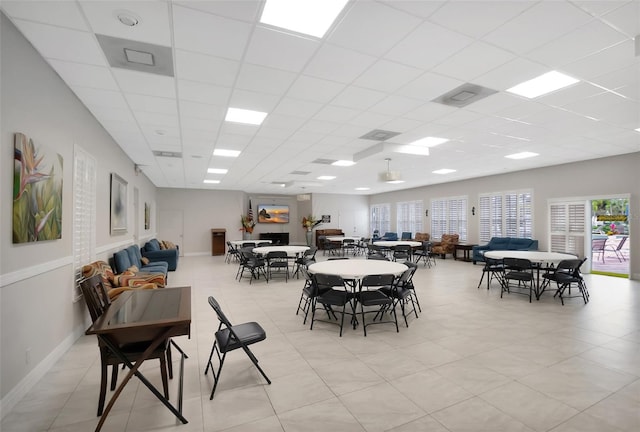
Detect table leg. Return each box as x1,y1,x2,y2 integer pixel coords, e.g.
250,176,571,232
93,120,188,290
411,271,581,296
94,328,188,432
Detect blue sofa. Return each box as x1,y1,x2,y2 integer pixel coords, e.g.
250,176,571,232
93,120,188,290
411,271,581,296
472,237,538,264
381,232,398,241
113,245,169,275
141,239,179,271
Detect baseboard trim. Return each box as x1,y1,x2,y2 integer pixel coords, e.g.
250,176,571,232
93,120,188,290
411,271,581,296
0,324,85,419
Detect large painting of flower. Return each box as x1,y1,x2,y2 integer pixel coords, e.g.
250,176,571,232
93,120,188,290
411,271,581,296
13,132,63,243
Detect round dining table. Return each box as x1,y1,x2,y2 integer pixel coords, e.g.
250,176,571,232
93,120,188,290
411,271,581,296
326,236,362,243
252,245,310,257
231,239,271,247
308,259,407,280
373,241,421,248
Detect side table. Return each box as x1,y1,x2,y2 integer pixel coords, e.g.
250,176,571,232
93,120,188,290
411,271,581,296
454,244,477,262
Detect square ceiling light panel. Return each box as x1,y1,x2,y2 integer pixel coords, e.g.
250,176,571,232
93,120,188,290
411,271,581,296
260,0,349,38
507,71,579,98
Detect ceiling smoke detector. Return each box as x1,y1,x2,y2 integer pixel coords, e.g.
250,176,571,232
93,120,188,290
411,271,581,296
116,11,140,27
378,158,404,184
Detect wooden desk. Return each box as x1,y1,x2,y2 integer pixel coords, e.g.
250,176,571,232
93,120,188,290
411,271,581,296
87,287,191,431
454,244,476,262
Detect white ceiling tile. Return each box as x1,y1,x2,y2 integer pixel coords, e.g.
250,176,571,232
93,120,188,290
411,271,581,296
429,1,534,38
173,1,261,22
572,1,630,17
432,109,486,127
369,95,424,116
245,26,320,72
313,105,361,123
601,1,640,37
287,75,345,104
562,40,636,81
181,116,222,133
89,106,135,123
1,1,88,30
354,60,423,93
112,69,176,98
304,44,377,84
590,65,639,100
397,72,465,101
178,79,232,105
536,82,606,107
483,1,594,54
473,58,549,91
404,102,458,122
80,1,171,46
527,20,627,67
135,112,179,128
236,64,297,95
173,5,251,60
12,19,106,65
466,93,526,115
48,60,118,90
385,21,474,69
378,1,445,19
179,100,226,121
125,94,178,115
272,97,323,118
228,89,281,112
432,41,515,82
72,87,128,109
332,86,387,110
348,111,392,128
175,50,239,86
327,1,421,56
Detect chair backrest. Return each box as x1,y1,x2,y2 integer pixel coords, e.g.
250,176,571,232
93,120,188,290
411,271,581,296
208,296,234,329
615,236,627,250
555,259,583,274
80,274,111,322
266,250,288,261
361,274,395,288
313,273,346,291
592,238,607,251
503,257,533,271
401,232,412,240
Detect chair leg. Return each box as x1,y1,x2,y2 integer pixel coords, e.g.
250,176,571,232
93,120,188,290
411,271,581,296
166,341,173,379
110,364,118,391
97,360,108,417
159,355,169,400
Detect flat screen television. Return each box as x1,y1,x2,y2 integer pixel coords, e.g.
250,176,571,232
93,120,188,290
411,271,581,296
257,204,289,224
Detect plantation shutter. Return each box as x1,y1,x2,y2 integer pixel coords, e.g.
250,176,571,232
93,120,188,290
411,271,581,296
73,146,96,301
549,201,586,257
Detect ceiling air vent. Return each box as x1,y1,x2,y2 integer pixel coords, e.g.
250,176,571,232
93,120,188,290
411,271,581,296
360,129,401,141
312,158,336,165
97,34,174,77
153,150,182,158
290,170,311,175
432,83,497,108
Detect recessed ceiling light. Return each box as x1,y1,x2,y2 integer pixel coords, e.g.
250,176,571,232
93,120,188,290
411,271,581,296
409,137,449,147
386,180,405,184
395,145,430,156
207,168,228,174
505,152,539,160
507,71,579,98
116,11,140,27
433,169,456,174
260,0,348,38
355,187,370,191
213,149,241,157
332,160,355,166
155,129,166,135
225,107,267,125
203,179,220,184
635,127,640,132
317,176,336,180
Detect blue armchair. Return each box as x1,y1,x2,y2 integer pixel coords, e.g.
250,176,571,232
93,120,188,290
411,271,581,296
141,239,179,271
472,237,538,264
113,245,169,275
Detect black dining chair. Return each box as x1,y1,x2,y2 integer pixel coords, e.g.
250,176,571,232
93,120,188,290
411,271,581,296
358,274,398,336
310,273,354,337
205,296,271,399
501,258,535,302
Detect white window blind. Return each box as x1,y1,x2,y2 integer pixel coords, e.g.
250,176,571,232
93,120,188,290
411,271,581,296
73,146,96,301
549,201,585,257
479,190,532,242
370,203,390,236
431,196,467,241
397,200,423,237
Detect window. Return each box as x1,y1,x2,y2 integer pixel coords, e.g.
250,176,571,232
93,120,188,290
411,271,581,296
479,190,533,242
549,201,585,257
73,146,96,301
397,200,423,237
370,203,390,236
430,196,467,241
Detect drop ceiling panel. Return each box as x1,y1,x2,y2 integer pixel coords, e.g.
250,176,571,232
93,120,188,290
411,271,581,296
354,59,423,93
601,1,640,37
179,100,226,120
174,50,239,86
432,41,515,82
2,1,86,29
303,44,377,84
228,89,281,112
397,72,465,102
235,64,297,95
177,79,232,105
562,40,636,81
126,94,178,115
72,87,128,109
327,1,421,56
48,60,119,90
287,76,345,104
112,69,176,98
473,58,549,91
80,1,171,45
331,86,387,110
173,0,261,22
12,19,106,65
244,26,320,72
172,5,251,59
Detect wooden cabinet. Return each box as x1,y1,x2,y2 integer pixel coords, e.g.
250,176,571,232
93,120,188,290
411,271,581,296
211,229,226,256
315,229,344,249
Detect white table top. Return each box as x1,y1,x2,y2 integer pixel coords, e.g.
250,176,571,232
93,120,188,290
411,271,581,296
373,241,421,248
231,240,271,246
253,245,309,256
326,236,361,242
308,259,407,279
484,250,576,264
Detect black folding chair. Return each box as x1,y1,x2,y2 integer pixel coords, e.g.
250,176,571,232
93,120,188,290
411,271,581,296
501,258,535,302
205,296,271,399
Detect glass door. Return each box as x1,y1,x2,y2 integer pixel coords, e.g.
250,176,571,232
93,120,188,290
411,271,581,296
590,198,630,277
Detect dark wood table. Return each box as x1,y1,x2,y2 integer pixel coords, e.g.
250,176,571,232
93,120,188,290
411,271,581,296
454,244,477,262
86,286,191,431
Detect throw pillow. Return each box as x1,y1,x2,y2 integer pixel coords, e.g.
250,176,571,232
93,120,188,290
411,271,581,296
159,241,166,250
111,270,135,286
127,265,139,273
140,257,150,265
164,240,176,249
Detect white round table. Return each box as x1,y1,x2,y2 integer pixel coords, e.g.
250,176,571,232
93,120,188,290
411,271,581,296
326,236,361,243
484,250,576,264
253,245,310,257
308,259,407,280
231,239,271,247
373,241,421,248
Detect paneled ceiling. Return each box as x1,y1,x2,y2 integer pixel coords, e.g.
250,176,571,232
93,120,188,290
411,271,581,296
2,1,639,195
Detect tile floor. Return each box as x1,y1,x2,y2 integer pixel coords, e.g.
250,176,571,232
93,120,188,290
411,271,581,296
2,254,639,432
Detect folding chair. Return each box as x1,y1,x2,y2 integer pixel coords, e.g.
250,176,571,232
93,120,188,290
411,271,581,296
204,296,271,399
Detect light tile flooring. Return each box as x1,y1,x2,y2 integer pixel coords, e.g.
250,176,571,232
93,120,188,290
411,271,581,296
3,255,639,432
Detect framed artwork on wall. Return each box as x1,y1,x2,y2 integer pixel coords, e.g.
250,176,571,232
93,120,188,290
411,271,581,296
110,173,127,235
13,132,63,243
144,202,150,230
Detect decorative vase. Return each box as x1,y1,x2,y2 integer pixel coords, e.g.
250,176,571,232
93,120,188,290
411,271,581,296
305,230,313,246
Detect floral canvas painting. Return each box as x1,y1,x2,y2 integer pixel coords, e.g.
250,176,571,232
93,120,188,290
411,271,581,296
13,132,63,243
110,173,127,234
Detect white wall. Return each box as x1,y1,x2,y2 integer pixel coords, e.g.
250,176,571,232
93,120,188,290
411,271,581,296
0,14,157,411
311,193,369,237
369,153,640,278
